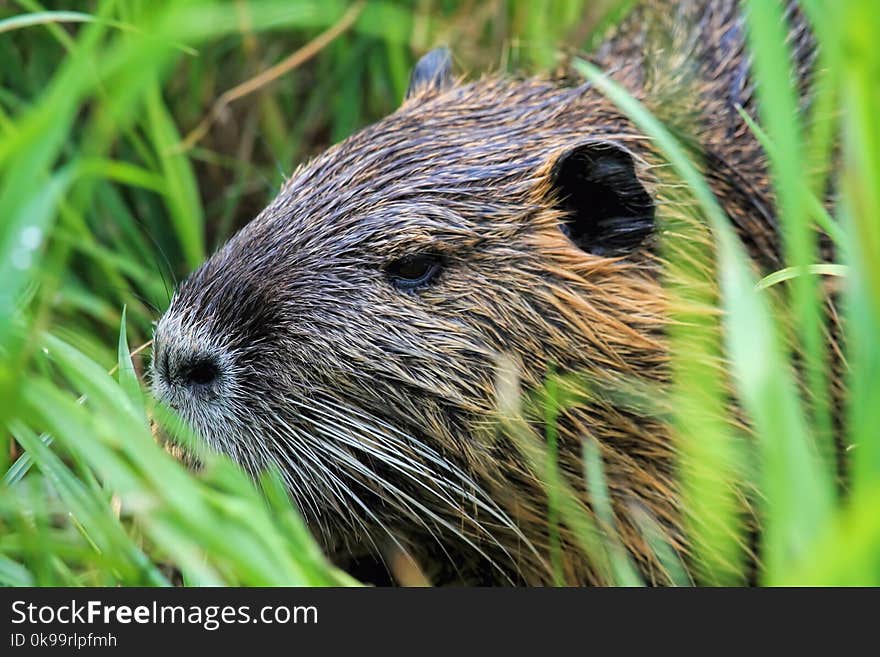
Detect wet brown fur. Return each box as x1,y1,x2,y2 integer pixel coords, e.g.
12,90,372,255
152,0,837,585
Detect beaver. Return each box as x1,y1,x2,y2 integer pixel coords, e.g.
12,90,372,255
151,0,832,584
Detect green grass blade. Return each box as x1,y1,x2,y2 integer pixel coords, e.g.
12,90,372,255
145,83,205,268
756,264,848,291
744,0,833,472
583,439,644,586
574,58,834,583
838,0,880,503
117,306,144,411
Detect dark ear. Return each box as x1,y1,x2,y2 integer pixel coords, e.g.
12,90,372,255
549,141,654,256
405,47,453,101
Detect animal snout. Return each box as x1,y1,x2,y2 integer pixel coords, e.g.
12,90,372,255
177,355,220,387
152,333,224,395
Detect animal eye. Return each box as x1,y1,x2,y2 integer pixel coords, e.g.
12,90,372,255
386,253,443,291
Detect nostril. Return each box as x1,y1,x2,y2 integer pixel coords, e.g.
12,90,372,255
159,350,171,385
181,356,220,387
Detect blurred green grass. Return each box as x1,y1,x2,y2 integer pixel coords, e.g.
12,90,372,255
1,0,878,586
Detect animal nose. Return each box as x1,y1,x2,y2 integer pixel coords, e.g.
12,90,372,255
154,343,222,390
178,355,220,387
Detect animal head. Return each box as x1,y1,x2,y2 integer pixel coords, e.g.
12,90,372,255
151,49,667,581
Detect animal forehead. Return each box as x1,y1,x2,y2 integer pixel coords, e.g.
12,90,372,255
283,78,590,196
255,81,596,236
225,77,639,264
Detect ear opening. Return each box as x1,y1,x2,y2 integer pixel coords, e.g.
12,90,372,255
405,47,454,101
549,141,654,256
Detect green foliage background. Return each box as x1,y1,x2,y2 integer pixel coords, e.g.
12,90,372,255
1,0,878,585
